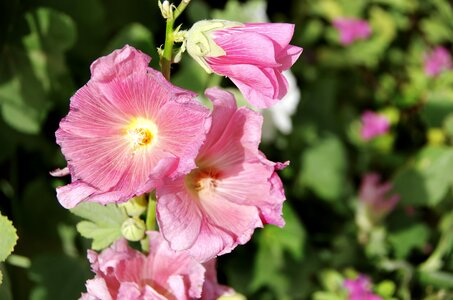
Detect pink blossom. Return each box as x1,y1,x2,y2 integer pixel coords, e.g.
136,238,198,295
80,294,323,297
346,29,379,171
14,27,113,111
359,173,400,222
54,45,210,208
186,20,303,108
344,275,383,300
424,46,452,77
156,88,286,262
333,18,372,45
80,232,231,300
360,111,390,141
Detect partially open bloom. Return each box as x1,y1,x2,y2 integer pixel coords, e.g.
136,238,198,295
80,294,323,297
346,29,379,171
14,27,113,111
344,275,383,300
80,232,231,300
424,46,452,77
54,45,210,208
156,88,286,262
360,111,390,141
358,173,400,224
332,18,372,45
185,20,303,108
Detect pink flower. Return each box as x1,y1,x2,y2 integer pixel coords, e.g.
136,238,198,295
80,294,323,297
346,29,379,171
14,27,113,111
360,111,390,141
156,88,287,262
424,46,452,77
333,18,372,45
359,173,400,222
54,45,210,209
80,232,231,300
344,275,383,300
186,20,303,108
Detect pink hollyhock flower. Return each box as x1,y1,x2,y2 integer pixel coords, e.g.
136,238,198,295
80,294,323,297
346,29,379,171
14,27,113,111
344,275,383,300
80,232,231,300
156,88,287,262
359,173,400,223
424,46,453,77
360,111,390,141
332,18,372,45
53,45,210,209
185,20,303,108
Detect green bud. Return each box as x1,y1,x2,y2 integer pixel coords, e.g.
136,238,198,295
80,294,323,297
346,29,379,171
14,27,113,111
120,196,147,217
186,20,242,73
121,217,146,241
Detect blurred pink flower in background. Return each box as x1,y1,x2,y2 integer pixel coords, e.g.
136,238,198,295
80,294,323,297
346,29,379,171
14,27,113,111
360,111,390,141
156,88,286,262
359,173,400,222
424,46,452,77
54,45,210,209
186,20,303,108
344,275,383,300
80,232,231,300
333,18,372,45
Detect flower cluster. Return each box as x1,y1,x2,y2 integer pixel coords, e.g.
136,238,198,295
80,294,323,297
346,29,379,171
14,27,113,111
54,12,300,299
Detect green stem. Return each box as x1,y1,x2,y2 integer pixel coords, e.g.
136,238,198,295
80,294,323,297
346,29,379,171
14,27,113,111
146,193,157,231
160,0,190,80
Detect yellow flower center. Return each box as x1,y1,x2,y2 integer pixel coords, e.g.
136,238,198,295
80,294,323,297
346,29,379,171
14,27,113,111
126,117,158,150
186,168,220,196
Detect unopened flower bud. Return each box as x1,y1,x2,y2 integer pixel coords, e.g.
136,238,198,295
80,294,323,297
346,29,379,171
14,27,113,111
119,196,147,217
121,217,146,241
186,20,242,73
158,0,173,19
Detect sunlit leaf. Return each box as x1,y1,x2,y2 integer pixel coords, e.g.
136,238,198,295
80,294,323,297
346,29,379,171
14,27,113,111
70,202,128,250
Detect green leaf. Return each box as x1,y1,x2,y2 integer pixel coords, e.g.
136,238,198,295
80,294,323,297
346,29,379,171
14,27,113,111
388,223,430,259
393,146,453,206
421,91,453,127
250,203,305,296
300,136,347,201
0,213,18,262
28,255,91,300
70,202,128,250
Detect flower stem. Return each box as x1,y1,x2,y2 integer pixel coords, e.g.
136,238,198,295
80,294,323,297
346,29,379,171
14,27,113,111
160,0,191,80
146,193,157,231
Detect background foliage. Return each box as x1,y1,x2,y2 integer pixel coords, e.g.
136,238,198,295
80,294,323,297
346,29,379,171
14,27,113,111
1,0,453,299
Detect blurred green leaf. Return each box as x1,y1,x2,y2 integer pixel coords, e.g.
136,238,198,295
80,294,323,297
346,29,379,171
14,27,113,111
29,255,91,300
104,23,159,69
250,203,305,297
300,136,347,201
421,91,453,127
70,202,128,250
212,0,267,23
393,146,453,206
388,223,429,259
0,264,12,299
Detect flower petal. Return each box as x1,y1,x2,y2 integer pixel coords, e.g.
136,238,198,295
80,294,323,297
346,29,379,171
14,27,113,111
211,31,279,67
156,179,203,251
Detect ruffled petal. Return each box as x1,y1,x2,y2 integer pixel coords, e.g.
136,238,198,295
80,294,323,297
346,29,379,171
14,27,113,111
84,278,113,300
156,179,203,251
90,45,150,83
